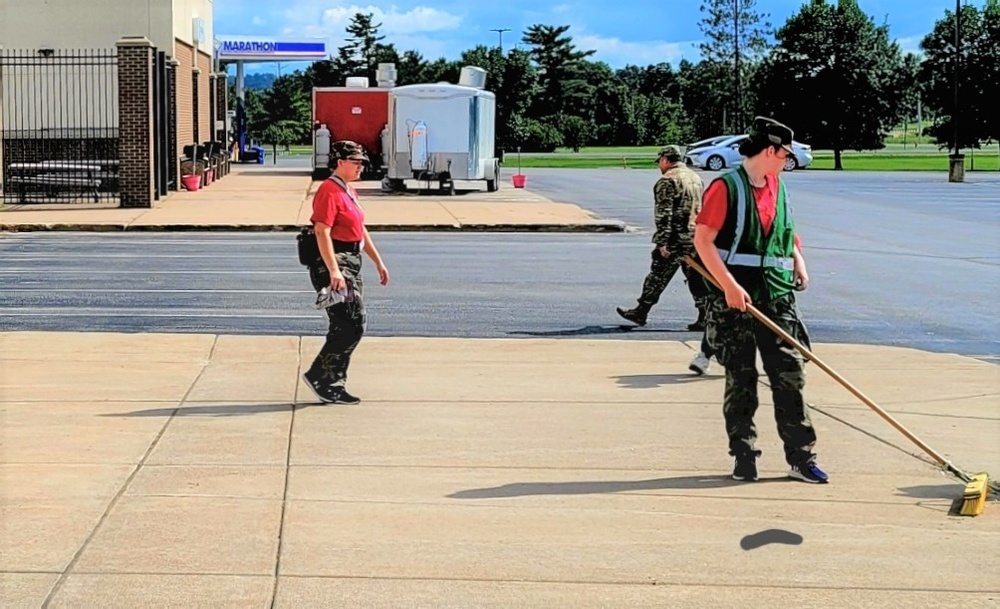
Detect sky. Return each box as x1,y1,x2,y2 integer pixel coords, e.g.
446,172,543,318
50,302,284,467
213,0,961,75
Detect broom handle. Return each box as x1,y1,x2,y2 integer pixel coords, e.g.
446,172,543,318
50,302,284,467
683,255,956,471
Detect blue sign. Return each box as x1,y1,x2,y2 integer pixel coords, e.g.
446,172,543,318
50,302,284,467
216,36,328,61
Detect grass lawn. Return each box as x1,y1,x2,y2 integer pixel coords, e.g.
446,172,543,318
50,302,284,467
506,149,1000,171
808,153,999,171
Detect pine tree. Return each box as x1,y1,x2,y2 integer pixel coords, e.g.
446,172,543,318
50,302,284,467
697,0,773,132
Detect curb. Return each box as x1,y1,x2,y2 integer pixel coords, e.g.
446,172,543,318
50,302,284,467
0,221,628,233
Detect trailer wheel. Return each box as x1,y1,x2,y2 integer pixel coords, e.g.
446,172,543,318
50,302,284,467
486,161,499,192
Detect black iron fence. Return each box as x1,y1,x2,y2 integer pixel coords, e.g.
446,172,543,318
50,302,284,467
0,49,120,204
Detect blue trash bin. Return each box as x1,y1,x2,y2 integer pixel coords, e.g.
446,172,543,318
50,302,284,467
253,145,265,165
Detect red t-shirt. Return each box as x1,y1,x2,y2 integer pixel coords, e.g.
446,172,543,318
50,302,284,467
310,178,365,241
696,175,802,249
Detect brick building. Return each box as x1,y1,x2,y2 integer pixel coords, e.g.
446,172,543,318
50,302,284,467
1,0,226,204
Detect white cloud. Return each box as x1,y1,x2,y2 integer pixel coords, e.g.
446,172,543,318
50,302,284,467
251,16,267,26
320,5,462,35
895,35,923,56
575,34,698,67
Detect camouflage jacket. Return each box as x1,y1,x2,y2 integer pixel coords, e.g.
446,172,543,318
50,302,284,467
652,163,704,254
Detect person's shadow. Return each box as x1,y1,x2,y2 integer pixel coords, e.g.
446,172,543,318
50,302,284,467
447,474,786,499
612,373,716,388
101,402,306,418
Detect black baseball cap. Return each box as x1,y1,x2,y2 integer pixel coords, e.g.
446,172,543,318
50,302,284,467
749,116,794,153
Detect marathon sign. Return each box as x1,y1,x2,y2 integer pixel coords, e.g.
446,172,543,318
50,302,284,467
216,36,328,61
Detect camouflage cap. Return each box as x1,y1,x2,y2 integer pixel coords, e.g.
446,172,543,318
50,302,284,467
657,145,683,161
748,117,794,153
331,140,369,162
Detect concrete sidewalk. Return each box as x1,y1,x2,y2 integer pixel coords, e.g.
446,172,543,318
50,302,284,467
2,331,998,607
0,166,626,233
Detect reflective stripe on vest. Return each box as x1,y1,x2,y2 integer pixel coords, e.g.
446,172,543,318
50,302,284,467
714,249,794,271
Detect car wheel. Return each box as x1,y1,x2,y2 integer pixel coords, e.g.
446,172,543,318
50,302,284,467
706,155,725,171
783,156,798,172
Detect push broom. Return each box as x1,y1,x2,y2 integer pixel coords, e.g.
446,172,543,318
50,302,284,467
683,255,997,516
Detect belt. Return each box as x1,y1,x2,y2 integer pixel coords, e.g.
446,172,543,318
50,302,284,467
332,240,361,253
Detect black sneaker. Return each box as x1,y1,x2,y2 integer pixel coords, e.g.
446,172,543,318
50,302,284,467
302,373,337,404
329,388,361,405
732,456,758,481
788,462,829,484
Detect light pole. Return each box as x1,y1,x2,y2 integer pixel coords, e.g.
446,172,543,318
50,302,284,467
952,0,960,157
734,0,742,133
489,28,512,54
948,0,964,182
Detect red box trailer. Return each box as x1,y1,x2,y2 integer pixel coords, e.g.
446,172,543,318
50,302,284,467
312,87,389,179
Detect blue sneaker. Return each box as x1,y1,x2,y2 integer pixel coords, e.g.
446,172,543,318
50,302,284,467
788,462,829,484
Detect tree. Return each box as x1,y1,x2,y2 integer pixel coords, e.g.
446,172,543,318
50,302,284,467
698,0,773,132
983,0,1000,164
920,2,999,160
334,12,391,85
521,24,596,120
395,50,428,86
677,59,734,138
895,53,923,148
261,73,311,143
755,0,908,169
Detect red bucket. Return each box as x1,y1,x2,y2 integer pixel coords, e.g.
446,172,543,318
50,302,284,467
181,174,201,191
511,174,527,188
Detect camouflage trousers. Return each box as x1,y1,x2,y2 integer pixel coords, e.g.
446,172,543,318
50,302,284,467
704,291,817,466
635,248,683,307
305,252,366,391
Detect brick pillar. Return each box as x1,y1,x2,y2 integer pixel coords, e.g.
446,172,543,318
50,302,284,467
116,37,155,208
167,57,179,190
214,71,228,144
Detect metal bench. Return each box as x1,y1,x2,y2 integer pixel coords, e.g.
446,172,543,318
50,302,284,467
6,174,102,203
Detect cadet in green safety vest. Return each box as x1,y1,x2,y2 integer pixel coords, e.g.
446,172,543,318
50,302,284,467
692,117,828,485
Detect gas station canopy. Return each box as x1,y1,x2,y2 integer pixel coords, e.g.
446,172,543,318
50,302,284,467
215,35,328,62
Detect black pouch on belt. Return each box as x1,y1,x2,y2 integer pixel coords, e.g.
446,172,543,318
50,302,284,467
297,227,320,266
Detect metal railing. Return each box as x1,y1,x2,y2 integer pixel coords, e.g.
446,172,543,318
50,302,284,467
1,48,120,204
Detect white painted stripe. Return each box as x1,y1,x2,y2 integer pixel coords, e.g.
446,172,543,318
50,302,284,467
1,288,313,294
0,311,320,319
0,270,301,274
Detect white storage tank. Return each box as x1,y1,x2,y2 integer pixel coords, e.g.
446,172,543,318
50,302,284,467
345,76,369,88
377,63,397,88
385,77,499,192
458,66,487,89
314,124,331,169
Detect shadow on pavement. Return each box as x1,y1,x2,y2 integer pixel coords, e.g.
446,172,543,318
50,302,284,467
507,325,690,337
447,474,788,499
740,529,804,550
895,483,966,500
101,402,308,417
612,373,715,388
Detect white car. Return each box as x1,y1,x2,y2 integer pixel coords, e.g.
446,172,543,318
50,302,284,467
685,134,813,172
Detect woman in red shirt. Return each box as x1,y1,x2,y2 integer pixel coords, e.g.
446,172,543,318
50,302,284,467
302,140,389,405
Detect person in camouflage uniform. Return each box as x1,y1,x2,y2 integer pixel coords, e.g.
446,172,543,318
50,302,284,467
617,145,705,328
692,117,827,485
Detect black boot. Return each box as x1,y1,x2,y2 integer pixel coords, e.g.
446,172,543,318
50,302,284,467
616,304,650,326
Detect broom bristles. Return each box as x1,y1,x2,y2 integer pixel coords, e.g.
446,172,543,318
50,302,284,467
958,473,989,517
